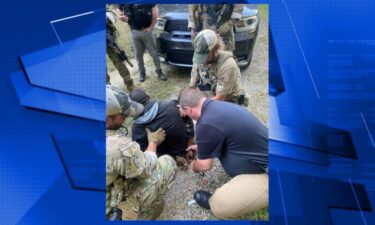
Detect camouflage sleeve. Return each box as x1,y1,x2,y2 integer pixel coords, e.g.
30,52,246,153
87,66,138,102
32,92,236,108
107,140,157,179
231,4,244,20
188,4,197,29
216,61,238,96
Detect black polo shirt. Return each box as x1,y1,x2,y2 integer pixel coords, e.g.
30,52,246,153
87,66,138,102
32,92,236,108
196,99,268,177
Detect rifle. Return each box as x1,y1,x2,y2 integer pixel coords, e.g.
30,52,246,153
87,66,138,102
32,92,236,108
106,13,133,67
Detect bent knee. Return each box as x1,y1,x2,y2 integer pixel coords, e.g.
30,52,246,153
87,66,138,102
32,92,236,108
209,194,235,219
157,155,178,175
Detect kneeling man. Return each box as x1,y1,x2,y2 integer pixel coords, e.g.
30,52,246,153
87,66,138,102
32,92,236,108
178,87,268,219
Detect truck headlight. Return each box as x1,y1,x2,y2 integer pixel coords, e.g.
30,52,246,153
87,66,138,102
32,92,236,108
235,15,259,32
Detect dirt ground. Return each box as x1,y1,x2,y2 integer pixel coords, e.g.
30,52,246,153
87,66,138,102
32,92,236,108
107,4,269,220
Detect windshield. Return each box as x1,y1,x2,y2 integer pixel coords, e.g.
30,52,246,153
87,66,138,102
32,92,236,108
158,4,189,14
158,4,257,17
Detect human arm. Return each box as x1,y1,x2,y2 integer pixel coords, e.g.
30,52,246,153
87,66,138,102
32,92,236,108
231,4,244,20
191,158,213,173
186,144,213,172
145,127,165,152
106,139,157,180
106,128,165,180
218,20,233,35
188,4,197,30
188,4,198,41
218,4,244,35
144,5,158,32
189,124,226,172
215,62,239,100
211,94,227,101
115,5,128,22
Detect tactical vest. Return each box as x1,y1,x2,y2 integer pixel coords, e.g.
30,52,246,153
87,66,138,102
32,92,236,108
121,4,153,30
197,52,236,92
196,4,234,31
197,52,245,105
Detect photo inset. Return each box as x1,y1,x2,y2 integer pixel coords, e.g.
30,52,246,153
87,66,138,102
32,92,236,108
106,3,269,220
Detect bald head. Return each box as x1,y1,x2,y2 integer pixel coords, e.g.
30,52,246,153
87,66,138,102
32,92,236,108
178,87,206,108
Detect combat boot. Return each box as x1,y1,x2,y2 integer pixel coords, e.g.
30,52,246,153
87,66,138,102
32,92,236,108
156,69,167,81
194,190,212,210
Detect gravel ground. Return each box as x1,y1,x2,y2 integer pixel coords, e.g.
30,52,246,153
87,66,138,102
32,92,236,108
107,4,269,220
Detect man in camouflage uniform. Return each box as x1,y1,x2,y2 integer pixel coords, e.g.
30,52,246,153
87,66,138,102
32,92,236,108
188,4,244,52
188,4,244,92
106,85,177,220
189,30,248,106
106,11,135,91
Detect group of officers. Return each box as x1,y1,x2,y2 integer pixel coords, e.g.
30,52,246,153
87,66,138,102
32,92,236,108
106,4,269,220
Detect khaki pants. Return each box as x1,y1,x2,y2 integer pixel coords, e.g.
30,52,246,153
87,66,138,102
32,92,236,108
209,173,268,219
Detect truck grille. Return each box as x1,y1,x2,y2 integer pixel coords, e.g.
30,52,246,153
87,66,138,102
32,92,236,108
165,20,189,32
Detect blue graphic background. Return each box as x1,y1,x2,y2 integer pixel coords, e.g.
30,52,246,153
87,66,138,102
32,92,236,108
0,0,374,224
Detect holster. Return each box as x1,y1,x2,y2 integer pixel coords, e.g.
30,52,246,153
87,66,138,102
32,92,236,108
197,82,212,91
238,94,245,105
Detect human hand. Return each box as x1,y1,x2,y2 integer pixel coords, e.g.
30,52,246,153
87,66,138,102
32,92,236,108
144,26,153,33
186,144,197,152
119,15,128,22
115,10,128,22
186,150,195,163
218,20,233,35
176,156,188,170
122,16,128,22
191,29,196,42
190,160,198,173
145,128,166,146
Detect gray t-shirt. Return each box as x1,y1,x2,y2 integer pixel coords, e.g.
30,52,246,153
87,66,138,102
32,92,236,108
196,99,268,177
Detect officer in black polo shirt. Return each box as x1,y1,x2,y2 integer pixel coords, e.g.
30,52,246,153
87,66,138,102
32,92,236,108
115,4,166,82
178,87,268,219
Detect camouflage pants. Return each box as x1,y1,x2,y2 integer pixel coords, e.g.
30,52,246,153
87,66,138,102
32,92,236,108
118,155,177,220
107,46,134,90
217,27,235,52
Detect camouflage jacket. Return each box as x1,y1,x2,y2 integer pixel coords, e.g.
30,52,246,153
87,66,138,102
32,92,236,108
188,4,244,31
106,130,157,216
